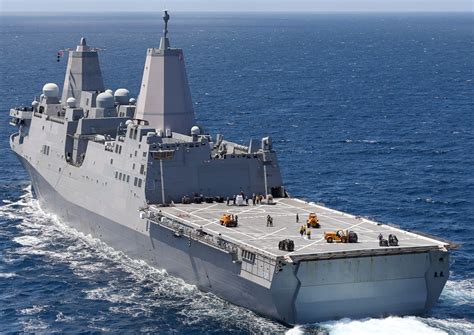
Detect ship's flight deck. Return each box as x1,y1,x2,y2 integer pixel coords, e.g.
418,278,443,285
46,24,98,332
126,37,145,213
152,198,448,260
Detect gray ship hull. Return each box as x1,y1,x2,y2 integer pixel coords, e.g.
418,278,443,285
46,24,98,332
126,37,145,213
19,154,449,324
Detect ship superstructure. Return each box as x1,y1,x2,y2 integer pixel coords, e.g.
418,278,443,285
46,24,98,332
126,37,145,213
9,12,453,324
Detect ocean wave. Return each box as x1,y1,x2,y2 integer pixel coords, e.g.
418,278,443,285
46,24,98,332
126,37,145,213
55,311,75,322
1,186,470,334
441,278,474,306
19,318,49,333
424,317,474,335
0,272,17,278
285,316,471,335
321,316,447,335
12,235,43,247
0,187,287,333
19,305,46,315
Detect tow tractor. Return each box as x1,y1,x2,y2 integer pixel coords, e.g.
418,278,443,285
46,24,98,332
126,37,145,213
307,212,320,228
324,229,358,243
219,213,238,227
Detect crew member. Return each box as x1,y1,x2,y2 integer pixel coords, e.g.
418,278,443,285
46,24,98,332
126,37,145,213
299,225,306,237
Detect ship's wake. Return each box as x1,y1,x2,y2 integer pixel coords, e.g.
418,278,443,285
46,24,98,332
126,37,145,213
0,186,472,334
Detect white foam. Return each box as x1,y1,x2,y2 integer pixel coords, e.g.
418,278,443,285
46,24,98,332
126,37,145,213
2,188,285,332
83,284,139,304
20,305,46,315
424,317,474,335
12,235,43,246
1,186,468,334
321,316,447,335
285,325,304,335
21,319,48,332
0,272,16,278
55,311,74,322
441,278,474,305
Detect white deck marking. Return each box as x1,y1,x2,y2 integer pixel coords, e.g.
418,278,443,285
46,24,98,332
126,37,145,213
189,203,219,215
152,197,446,257
276,200,355,226
165,208,261,241
254,227,287,240
276,199,381,232
171,205,258,239
286,220,367,255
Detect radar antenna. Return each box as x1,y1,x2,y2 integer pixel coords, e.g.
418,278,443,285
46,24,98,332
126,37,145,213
163,10,170,38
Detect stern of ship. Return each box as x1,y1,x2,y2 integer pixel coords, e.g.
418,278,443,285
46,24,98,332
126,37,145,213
270,249,449,324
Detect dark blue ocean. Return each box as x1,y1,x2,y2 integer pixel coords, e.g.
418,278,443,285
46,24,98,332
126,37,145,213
0,12,472,334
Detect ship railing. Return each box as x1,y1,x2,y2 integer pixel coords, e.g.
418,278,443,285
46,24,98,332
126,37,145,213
46,115,65,125
144,207,280,263
145,209,242,260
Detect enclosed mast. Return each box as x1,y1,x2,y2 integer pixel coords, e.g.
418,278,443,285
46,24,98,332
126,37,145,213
135,11,196,135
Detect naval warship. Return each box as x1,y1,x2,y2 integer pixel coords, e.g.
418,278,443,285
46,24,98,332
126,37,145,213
9,12,454,324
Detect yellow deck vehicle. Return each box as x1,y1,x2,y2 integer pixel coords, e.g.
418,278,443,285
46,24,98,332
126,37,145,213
306,212,320,228
219,213,238,227
324,229,358,243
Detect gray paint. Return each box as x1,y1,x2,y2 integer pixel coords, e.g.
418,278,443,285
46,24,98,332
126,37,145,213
135,34,196,135
61,38,105,105
8,12,453,324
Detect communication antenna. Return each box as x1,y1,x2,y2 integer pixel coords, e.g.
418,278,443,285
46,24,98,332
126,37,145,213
163,10,170,38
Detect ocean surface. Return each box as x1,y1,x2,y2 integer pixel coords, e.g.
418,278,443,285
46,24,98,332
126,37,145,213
0,12,473,334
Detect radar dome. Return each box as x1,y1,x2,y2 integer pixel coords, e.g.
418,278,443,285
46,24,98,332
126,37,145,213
66,97,76,108
31,101,39,108
105,89,114,96
191,126,201,136
129,98,136,105
125,120,133,126
96,92,114,109
42,83,59,98
114,88,130,105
